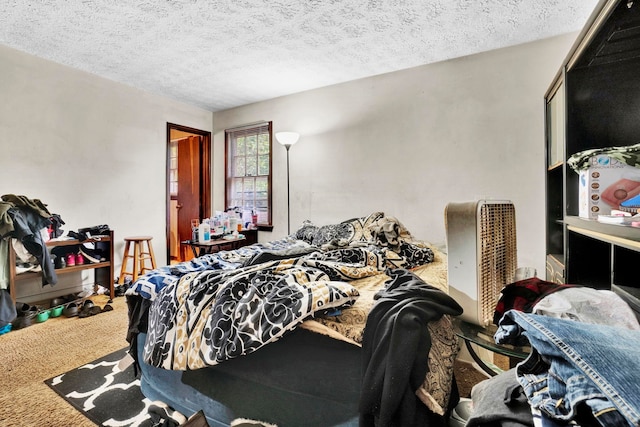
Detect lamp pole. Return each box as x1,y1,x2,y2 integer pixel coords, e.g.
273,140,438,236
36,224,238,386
275,131,299,236
284,143,292,235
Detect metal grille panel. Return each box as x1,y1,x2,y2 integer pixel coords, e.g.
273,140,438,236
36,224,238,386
478,203,517,326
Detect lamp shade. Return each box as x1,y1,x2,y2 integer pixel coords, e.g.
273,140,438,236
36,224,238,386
275,132,300,147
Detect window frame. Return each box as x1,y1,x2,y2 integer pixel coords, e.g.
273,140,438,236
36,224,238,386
168,139,178,199
225,122,273,228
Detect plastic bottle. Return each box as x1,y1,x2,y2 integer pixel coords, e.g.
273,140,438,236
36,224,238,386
198,219,211,243
223,215,230,234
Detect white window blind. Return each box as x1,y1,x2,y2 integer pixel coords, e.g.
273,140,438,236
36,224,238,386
225,122,272,225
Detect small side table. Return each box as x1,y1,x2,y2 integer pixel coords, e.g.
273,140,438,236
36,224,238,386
182,235,246,258
453,318,530,376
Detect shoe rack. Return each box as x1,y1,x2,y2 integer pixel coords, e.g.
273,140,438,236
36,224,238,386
8,230,114,303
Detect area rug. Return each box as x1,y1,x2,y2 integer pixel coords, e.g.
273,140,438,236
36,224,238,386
45,347,153,427
44,345,487,427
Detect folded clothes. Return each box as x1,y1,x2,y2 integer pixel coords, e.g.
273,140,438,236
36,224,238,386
567,142,640,172
467,369,533,427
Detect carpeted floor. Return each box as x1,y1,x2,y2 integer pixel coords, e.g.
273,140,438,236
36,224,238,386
0,294,130,427
0,293,488,426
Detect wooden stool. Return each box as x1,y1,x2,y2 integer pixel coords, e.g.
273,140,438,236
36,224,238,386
118,236,156,284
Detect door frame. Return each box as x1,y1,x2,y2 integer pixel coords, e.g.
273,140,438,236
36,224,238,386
166,123,211,262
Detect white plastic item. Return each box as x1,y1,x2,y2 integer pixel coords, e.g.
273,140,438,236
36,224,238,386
229,217,238,232
449,398,473,427
198,220,211,243
445,200,517,326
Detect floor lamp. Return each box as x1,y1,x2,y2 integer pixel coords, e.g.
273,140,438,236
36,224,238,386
276,131,300,235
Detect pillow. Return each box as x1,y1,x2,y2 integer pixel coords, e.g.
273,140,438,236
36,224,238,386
295,220,319,244
341,211,385,243
312,223,355,246
398,242,434,268
368,215,414,249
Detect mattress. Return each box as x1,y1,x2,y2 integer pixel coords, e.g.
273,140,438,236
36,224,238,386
137,329,361,427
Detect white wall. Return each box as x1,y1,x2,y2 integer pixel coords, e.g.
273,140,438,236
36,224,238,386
1,32,578,301
0,44,213,301
212,33,578,276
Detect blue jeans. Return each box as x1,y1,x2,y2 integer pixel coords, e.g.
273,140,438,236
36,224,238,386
495,310,640,427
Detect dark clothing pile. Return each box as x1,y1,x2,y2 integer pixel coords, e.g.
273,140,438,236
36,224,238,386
466,368,534,427
360,268,463,427
493,277,576,325
0,194,57,286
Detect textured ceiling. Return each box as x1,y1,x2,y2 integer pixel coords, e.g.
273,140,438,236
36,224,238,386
0,0,599,112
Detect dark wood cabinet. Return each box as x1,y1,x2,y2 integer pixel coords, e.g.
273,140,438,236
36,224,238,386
544,0,640,315
242,229,258,245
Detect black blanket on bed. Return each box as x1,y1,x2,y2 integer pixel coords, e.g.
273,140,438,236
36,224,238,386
360,269,463,427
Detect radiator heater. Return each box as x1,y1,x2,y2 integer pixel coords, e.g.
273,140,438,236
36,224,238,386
445,200,517,327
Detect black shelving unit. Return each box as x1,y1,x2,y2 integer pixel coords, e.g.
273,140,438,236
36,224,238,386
544,0,640,314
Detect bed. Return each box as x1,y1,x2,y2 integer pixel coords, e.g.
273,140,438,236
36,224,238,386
125,212,464,427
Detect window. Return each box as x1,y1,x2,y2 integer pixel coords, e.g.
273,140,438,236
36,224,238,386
225,122,273,226
169,140,178,197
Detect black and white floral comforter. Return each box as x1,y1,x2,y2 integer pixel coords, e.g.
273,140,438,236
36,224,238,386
143,246,391,370
127,237,311,301
129,214,436,371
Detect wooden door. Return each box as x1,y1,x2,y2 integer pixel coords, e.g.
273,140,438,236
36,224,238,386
177,135,201,260
167,124,211,263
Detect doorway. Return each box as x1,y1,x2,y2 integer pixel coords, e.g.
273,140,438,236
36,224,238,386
167,123,211,263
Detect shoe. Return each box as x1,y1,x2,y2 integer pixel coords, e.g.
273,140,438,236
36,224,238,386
66,253,76,267
94,284,109,295
50,297,65,307
63,302,79,317
78,299,98,318
148,401,187,426
78,299,102,317
15,263,40,274
11,303,37,330
53,254,66,269
79,305,102,318
50,305,64,317
75,253,85,265
183,410,210,427
67,230,88,241
35,309,51,323
114,285,127,297
449,398,473,427
11,316,32,330
63,293,80,303
80,246,105,263
78,224,110,237
15,302,37,316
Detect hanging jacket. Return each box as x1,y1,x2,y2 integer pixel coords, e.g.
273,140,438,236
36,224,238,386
0,195,57,286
